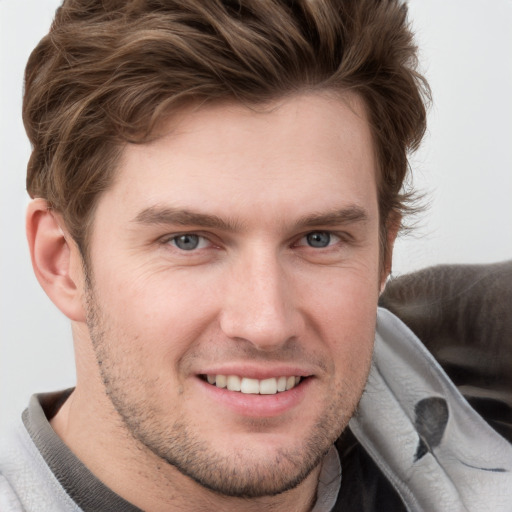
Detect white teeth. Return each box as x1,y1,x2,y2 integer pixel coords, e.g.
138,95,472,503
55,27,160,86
259,378,277,395
226,375,241,392
241,378,259,394
206,374,302,394
215,375,227,388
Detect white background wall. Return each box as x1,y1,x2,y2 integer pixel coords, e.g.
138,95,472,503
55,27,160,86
1,0,511,430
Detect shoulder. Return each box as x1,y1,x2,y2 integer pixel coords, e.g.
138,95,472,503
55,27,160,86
380,261,512,442
0,472,24,512
0,412,82,512
0,420,32,512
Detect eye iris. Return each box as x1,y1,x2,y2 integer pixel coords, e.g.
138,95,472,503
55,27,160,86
174,234,199,250
306,232,330,248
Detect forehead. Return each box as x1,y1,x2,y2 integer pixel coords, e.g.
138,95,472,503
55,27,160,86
99,92,378,228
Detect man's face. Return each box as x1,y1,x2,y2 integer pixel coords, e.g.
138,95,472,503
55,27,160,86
82,93,385,497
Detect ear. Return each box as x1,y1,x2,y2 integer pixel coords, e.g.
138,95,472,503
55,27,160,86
379,211,401,294
26,199,86,322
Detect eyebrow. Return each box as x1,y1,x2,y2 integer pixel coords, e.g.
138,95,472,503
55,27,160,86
132,204,369,232
295,206,369,229
133,206,244,231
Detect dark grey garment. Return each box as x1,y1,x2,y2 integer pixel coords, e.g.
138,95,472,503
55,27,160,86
22,390,142,512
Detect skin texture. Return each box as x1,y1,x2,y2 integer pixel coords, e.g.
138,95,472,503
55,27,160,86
28,92,396,512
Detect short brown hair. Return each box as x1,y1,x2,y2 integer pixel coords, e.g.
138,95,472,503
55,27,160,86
24,0,429,253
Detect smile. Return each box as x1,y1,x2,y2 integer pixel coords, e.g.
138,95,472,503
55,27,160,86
201,375,302,395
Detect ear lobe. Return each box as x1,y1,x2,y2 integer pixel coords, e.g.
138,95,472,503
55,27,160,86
26,199,86,322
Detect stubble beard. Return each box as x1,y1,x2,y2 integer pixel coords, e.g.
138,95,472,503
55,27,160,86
84,279,367,499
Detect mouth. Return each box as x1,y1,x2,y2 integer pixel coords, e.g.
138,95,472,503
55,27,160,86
199,374,304,395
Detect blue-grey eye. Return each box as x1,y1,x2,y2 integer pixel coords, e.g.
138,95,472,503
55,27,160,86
306,232,331,248
173,234,200,250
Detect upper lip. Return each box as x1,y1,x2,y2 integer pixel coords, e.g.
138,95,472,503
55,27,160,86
195,364,314,380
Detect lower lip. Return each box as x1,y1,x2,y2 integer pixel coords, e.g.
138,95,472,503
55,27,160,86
196,377,311,418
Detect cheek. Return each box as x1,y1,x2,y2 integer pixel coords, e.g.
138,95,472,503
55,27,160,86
94,267,221,362
299,265,378,371
299,261,381,323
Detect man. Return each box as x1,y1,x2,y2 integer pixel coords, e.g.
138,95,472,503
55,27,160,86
0,1,510,511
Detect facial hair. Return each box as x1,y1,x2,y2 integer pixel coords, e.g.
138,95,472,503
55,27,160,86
84,276,368,498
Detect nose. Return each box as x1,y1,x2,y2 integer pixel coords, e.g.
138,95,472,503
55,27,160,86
219,247,303,351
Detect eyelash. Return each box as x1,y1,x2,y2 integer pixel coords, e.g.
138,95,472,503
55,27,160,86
162,233,213,252
295,231,342,249
161,230,345,253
